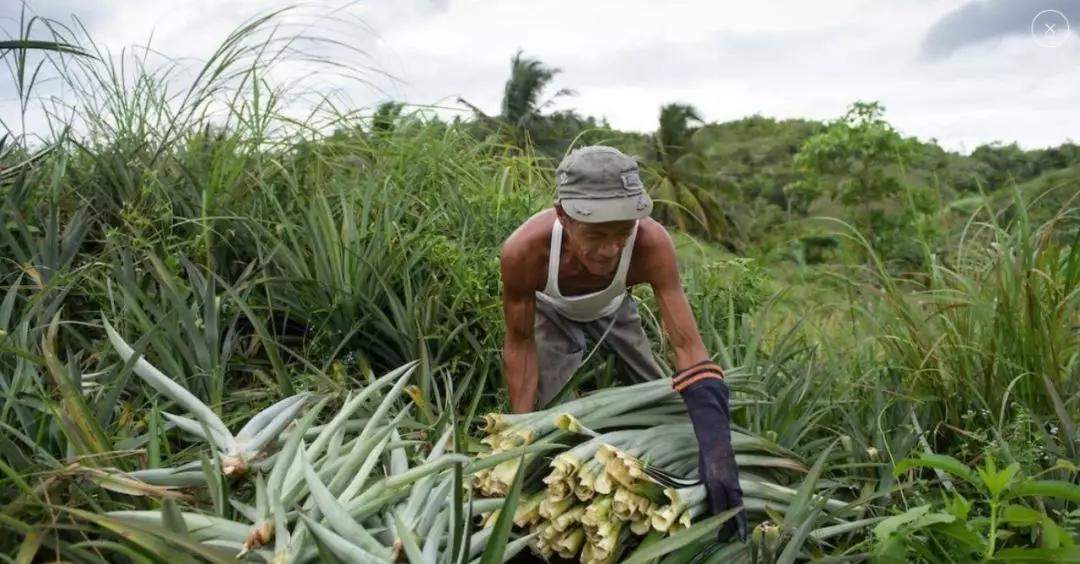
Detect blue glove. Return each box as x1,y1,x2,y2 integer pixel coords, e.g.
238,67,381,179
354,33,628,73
674,361,748,543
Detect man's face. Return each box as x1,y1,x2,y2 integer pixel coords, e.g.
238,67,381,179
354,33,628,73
557,206,635,276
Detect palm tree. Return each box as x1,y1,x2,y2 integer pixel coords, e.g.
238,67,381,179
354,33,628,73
649,103,724,237
456,51,573,150
371,101,404,134
655,104,703,169
499,50,575,148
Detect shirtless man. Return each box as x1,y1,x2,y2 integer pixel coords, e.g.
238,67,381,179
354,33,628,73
498,145,747,542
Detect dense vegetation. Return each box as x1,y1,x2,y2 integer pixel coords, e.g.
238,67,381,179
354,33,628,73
1,9,1077,563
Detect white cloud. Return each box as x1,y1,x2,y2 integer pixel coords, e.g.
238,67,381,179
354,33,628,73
921,0,1079,59
3,0,1078,151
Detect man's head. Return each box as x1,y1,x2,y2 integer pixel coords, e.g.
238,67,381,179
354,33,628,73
555,145,653,223
554,146,652,275
555,204,635,275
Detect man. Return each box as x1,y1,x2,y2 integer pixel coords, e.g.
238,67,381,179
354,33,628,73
499,145,747,542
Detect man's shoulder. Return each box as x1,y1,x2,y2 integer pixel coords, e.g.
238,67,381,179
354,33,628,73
634,217,675,256
500,208,555,263
628,217,679,287
500,208,554,293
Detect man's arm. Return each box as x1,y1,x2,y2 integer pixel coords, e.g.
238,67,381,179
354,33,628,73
642,226,711,371
643,223,747,542
500,244,539,414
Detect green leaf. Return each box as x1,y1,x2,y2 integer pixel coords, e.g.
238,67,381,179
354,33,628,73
493,533,537,563
1042,519,1066,550
463,442,564,474
893,454,981,488
872,534,910,564
254,473,268,522
300,449,387,557
873,504,956,541
104,511,250,543
101,315,234,450
298,514,382,563
621,507,744,564
70,508,230,563
701,541,750,564
936,520,986,553
784,440,834,528
14,530,43,564
993,546,1080,562
42,313,111,457
777,507,823,564
209,274,293,395
392,511,425,564
267,397,328,499
808,516,886,541
449,404,467,564
944,494,972,520
978,461,1020,499
1000,504,1045,527
0,40,94,57
271,481,291,557
160,499,188,536
240,393,311,454
623,530,666,562
384,454,470,489
659,535,717,564
1009,480,1080,504
478,454,526,564
1052,459,1080,473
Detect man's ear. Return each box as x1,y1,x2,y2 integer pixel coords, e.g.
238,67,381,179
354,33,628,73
554,202,569,225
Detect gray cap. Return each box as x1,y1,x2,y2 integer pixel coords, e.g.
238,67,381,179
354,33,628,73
556,145,653,223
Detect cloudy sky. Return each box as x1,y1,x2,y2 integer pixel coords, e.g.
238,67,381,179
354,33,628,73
3,0,1079,152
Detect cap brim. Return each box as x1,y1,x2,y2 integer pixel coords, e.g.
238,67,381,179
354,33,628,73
562,193,653,223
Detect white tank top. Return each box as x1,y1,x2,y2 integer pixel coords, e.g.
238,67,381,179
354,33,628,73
535,218,639,322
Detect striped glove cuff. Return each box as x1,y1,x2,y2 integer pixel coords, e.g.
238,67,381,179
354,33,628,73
672,360,725,393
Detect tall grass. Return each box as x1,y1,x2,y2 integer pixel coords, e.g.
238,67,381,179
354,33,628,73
1,5,1076,561
858,188,1079,461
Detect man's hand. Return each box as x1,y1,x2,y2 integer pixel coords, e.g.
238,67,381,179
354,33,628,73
674,361,748,543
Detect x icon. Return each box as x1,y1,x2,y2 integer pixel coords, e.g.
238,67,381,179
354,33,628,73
1031,9,1069,47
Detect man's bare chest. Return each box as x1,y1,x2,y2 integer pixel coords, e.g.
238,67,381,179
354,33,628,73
547,253,645,296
